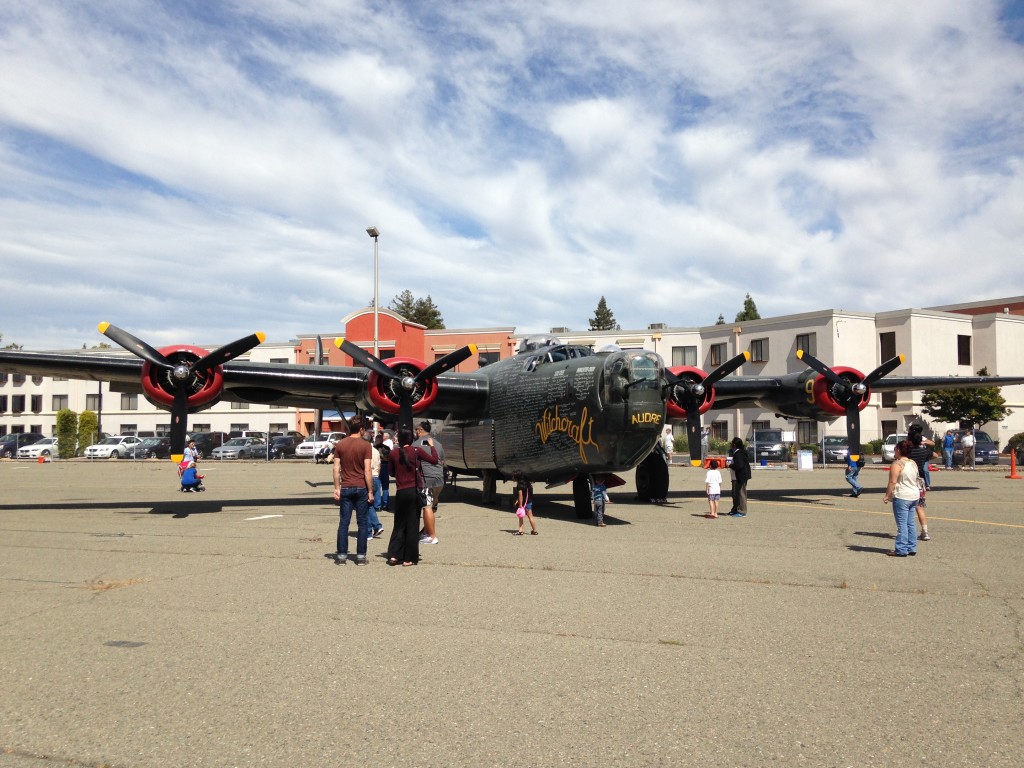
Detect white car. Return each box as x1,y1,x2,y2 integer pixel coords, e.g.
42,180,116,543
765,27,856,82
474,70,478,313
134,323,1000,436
880,433,908,463
84,435,143,459
17,437,60,459
294,432,346,459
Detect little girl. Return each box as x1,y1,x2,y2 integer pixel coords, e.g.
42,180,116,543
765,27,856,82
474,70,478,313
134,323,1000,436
592,474,610,527
513,471,538,535
704,459,722,518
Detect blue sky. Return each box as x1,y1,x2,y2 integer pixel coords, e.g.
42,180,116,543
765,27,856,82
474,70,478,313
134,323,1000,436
2,1,1023,350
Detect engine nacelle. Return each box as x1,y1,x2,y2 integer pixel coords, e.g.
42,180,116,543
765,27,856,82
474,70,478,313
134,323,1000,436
665,366,716,420
366,357,440,416
140,345,225,413
809,366,869,416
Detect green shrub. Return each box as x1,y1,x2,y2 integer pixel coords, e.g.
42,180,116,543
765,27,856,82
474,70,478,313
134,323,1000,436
865,439,882,456
78,410,100,455
56,409,78,459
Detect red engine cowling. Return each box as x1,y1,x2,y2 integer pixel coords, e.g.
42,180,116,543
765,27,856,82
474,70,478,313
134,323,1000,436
366,357,440,416
809,366,869,416
140,345,225,412
665,366,716,420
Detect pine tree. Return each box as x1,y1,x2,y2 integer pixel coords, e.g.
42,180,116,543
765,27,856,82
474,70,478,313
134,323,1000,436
589,296,620,331
388,291,445,329
920,367,1012,427
734,293,761,322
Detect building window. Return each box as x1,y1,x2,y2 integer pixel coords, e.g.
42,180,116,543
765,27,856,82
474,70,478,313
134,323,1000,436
796,333,816,357
797,421,818,445
121,424,138,435
882,392,897,407
750,338,769,363
270,423,289,434
709,343,727,367
231,401,250,409
52,395,69,411
230,423,250,433
0,373,7,385
0,395,7,412
671,346,698,367
879,332,896,361
85,394,101,411
478,351,500,367
121,393,138,410
710,421,729,441
881,420,898,439
957,335,971,366
13,374,25,385
191,423,211,433
31,394,43,412
12,395,26,413
752,420,770,432
32,375,43,385
270,358,288,364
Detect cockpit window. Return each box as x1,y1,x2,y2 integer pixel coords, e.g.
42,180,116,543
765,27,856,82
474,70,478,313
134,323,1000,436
628,353,663,391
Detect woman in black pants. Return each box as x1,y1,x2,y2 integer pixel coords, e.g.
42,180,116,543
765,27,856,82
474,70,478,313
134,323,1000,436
386,428,438,566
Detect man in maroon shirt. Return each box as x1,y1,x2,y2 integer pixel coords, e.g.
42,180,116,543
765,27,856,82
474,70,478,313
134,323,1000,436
332,416,374,565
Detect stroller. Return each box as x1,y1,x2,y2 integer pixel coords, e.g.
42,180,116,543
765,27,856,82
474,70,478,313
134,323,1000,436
178,460,206,492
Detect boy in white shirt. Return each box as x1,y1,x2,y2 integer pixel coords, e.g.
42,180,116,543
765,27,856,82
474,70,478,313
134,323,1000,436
704,459,723,519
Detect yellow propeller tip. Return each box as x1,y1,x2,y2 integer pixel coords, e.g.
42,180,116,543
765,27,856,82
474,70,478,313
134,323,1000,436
691,459,703,467
469,344,478,354
334,337,345,349
796,349,804,359
898,354,906,363
256,332,266,343
743,351,751,361
850,454,860,462
98,322,110,333
170,454,184,464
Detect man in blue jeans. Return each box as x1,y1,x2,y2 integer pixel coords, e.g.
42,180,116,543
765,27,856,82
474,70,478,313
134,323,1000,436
332,416,374,565
845,455,863,497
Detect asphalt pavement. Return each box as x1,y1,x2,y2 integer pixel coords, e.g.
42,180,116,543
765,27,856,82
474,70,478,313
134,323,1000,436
1,458,1022,767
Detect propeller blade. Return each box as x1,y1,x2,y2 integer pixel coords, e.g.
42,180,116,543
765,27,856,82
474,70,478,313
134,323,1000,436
685,412,703,467
335,338,398,380
418,344,478,381
796,349,845,388
169,386,191,463
846,401,862,462
862,354,905,387
398,398,415,435
98,322,172,369
194,332,266,374
703,351,750,387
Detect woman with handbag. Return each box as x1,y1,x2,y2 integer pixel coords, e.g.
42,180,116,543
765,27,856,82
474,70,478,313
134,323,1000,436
386,427,439,566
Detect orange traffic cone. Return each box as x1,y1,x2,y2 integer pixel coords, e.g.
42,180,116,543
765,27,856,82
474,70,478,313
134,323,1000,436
37,456,45,464
1006,450,1021,480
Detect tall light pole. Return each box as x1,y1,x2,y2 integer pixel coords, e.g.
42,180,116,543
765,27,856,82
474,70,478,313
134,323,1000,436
366,227,380,357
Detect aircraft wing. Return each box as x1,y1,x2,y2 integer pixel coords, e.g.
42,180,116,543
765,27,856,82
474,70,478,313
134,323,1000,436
0,349,490,419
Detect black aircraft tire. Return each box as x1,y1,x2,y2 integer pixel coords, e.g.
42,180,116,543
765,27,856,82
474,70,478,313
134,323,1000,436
573,476,593,519
636,452,669,501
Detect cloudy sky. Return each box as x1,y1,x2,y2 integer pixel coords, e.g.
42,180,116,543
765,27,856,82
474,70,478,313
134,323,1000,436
2,1,1023,351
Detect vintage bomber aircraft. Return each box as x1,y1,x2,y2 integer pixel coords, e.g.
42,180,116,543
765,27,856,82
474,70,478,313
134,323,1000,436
2,323,1023,518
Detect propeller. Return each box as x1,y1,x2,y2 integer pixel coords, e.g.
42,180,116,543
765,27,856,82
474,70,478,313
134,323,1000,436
796,349,904,462
666,351,750,466
335,338,477,432
98,322,265,462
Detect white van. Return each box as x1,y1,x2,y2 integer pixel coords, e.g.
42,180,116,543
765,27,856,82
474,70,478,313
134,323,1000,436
880,433,908,463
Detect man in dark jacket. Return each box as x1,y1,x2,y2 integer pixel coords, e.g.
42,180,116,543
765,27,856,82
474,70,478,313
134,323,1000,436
728,437,752,517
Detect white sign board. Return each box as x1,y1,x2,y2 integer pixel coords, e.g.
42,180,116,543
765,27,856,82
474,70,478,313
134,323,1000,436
797,450,814,471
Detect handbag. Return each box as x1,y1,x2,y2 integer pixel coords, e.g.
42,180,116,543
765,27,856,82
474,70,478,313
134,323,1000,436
414,457,432,507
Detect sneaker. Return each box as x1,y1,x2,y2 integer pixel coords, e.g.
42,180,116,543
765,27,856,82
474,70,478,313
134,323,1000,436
334,554,347,565
355,556,368,566
372,528,384,538
730,512,746,518
419,534,431,542
920,531,931,541
423,536,439,545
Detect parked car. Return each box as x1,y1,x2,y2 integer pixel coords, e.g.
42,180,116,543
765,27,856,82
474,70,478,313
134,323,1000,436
953,429,1000,466
821,436,849,464
295,432,347,460
271,435,301,458
127,436,172,460
211,437,268,460
84,435,143,459
188,432,229,459
746,429,790,462
880,433,909,463
17,437,60,460
0,432,46,458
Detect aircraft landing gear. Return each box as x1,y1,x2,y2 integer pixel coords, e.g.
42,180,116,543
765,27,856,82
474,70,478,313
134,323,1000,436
636,451,669,502
573,476,592,519
481,469,498,505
